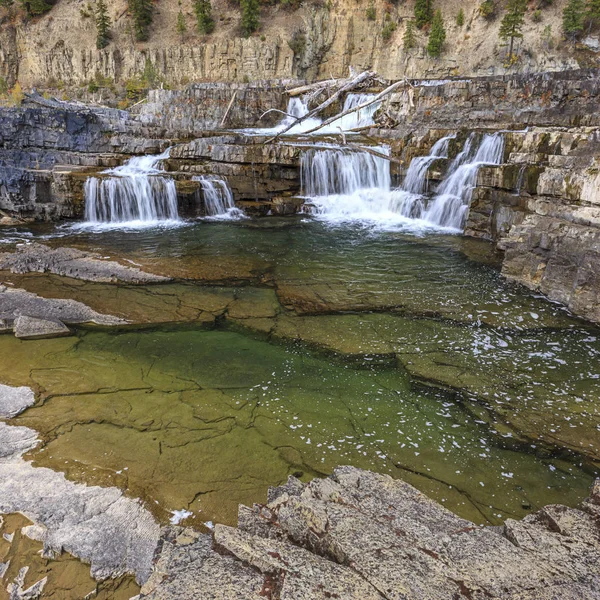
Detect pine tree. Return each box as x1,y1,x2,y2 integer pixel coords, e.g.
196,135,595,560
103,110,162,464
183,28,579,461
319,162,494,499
456,7,464,26
586,0,600,29
20,0,52,16
240,0,259,36
176,9,187,41
95,0,111,50
414,0,433,29
563,0,586,40
499,0,526,61
194,0,214,34
427,8,445,57
128,0,153,42
403,19,416,51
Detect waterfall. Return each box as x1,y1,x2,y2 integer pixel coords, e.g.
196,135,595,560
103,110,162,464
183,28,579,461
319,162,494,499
243,93,379,136
300,133,504,231
402,136,453,195
84,149,179,224
193,176,245,219
301,147,390,197
423,133,504,229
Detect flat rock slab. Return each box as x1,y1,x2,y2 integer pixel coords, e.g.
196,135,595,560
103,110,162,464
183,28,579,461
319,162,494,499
143,467,600,599
0,243,169,284
0,384,35,418
0,393,160,585
0,285,125,326
13,315,71,340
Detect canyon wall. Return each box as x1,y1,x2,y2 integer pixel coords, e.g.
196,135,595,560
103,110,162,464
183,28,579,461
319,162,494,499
0,0,594,91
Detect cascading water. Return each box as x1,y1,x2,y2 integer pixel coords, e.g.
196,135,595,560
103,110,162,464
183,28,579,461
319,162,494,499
423,133,504,229
402,136,453,195
193,176,245,219
84,149,179,224
301,133,504,231
244,93,380,136
301,147,390,197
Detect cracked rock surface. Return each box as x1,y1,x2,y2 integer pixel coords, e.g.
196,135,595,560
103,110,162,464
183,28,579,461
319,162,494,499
0,386,160,587
0,285,124,327
141,466,600,599
0,243,169,284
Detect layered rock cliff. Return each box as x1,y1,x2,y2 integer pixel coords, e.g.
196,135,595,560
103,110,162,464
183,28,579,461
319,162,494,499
0,0,596,92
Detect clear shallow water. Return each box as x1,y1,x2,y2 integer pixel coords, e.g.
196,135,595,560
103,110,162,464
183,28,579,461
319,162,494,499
0,219,599,528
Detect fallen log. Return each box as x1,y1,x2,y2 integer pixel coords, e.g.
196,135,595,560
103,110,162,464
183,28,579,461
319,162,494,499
220,90,238,128
300,79,409,136
286,78,345,97
265,70,375,143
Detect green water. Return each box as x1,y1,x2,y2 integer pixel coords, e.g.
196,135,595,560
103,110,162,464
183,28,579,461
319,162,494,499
1,219,599,527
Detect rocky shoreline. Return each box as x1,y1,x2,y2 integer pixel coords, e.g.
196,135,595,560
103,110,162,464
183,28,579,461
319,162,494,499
1,380,599,599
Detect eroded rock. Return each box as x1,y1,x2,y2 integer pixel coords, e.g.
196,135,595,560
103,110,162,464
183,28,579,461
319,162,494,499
0,244,169,284
0,385,35,419
0,285,125,327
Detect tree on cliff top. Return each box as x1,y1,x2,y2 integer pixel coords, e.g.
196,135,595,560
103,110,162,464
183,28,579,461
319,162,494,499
95,0,111,50
414,0,433,29
240,0,259,36
499,0,526,62
563,0,585,39
427,9,445,57
176,9,187,41
128,0,153,42
194,0,215,34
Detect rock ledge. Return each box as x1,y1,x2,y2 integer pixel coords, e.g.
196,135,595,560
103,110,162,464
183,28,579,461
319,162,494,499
141,467,600,599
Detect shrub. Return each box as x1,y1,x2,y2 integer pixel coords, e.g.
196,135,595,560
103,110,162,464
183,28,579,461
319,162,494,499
479,0,496,20
532,9,542,22
288,29,306,55
366,1,376,20
240,0,259,36
382,15,397,41
456,7,464,26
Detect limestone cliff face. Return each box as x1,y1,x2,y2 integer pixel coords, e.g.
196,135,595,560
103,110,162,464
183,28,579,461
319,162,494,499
0,0,590,89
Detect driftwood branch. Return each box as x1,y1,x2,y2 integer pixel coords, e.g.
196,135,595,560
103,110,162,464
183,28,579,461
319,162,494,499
286,78,344,97
300,79,408,136
265,70,375,143
278,142,403,165
220,90,237,128
257,108,297,121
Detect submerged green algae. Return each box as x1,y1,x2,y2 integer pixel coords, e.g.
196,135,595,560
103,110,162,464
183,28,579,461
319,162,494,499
0,220,599,530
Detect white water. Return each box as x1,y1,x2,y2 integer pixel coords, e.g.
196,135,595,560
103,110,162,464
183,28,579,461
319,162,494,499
301,133,504,232
244,93,379,136
193,176,245,219
84,149,180,225
402,136,453,195
422,133,504,229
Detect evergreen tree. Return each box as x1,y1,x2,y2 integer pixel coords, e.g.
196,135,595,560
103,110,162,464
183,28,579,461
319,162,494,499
586,0,600,29
128,0,153,42
20,0,52,16
456,7,464,26
414,0,433,29
176,9,187,41
95,0,111,50
499,0,526,61
240,0,259,36
194,0,214,34
403,18,416,51
563,0,585,39
427,8,445,57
